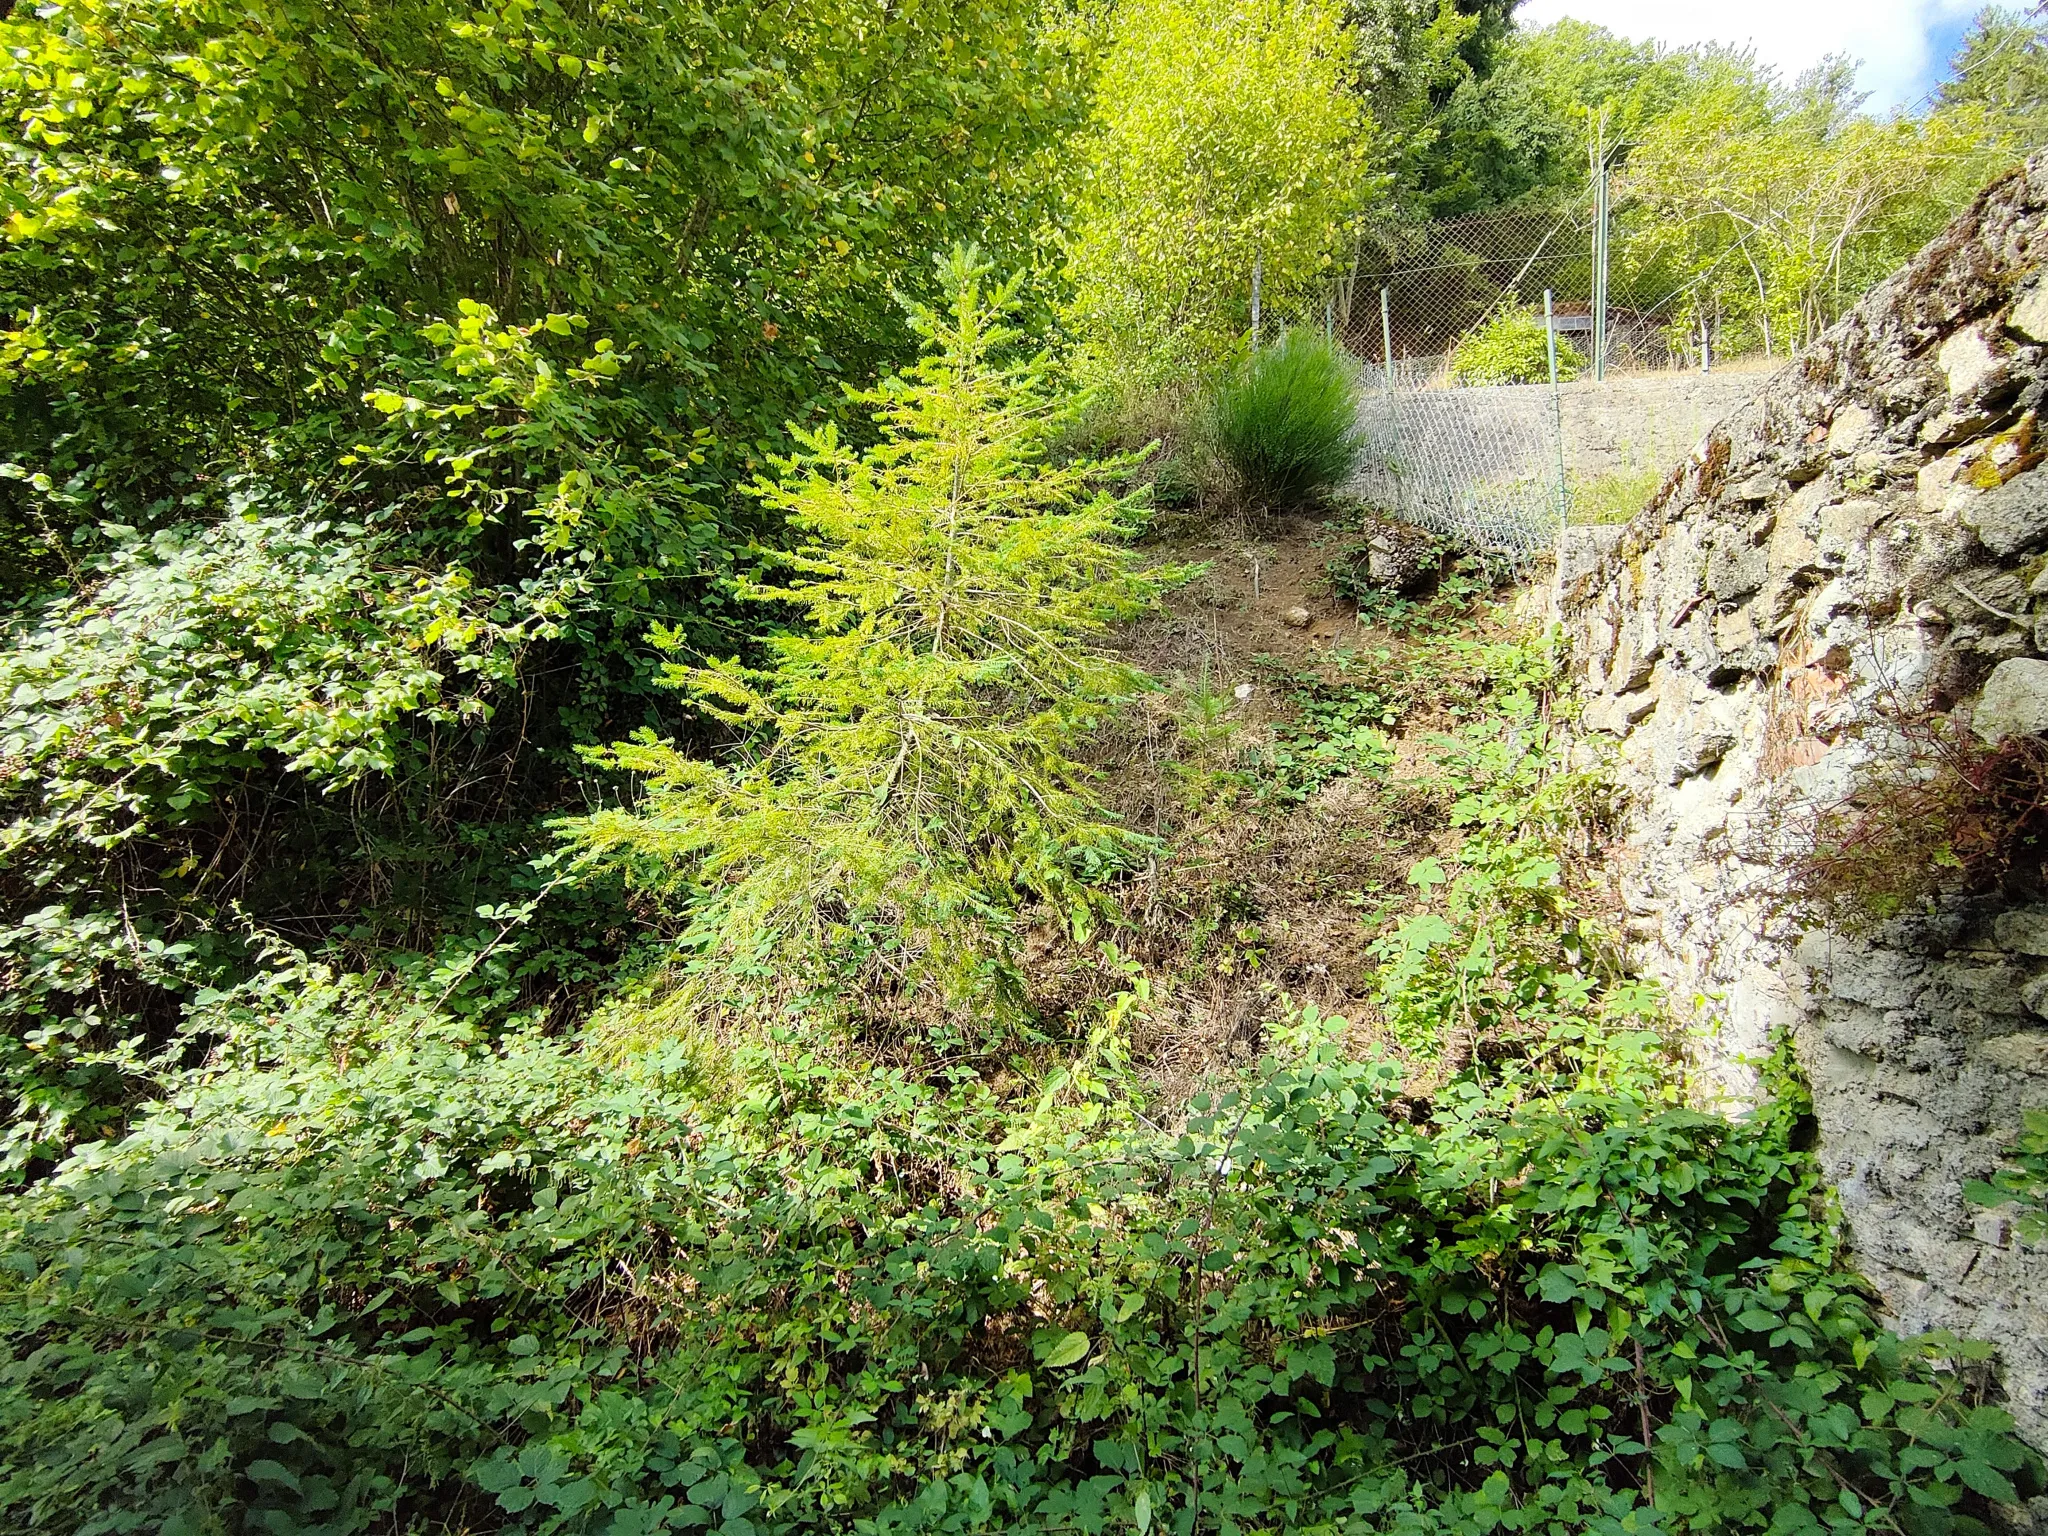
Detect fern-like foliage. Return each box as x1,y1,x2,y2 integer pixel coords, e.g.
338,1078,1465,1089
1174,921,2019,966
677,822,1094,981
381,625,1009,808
562,246,1187,1013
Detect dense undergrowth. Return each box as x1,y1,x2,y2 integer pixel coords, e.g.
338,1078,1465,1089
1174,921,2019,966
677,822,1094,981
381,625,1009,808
3,621,2041,1535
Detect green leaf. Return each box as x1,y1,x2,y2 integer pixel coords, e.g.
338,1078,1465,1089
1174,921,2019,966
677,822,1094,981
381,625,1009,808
1956,1459,2019,1503
1043,1331,1092,1368
245,1460,301,1493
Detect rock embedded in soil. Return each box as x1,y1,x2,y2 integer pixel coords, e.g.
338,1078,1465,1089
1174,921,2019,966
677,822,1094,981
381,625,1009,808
1366,520,1440,594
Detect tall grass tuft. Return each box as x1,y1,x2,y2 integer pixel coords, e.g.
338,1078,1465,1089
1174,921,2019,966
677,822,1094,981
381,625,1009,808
1211,328,1363,508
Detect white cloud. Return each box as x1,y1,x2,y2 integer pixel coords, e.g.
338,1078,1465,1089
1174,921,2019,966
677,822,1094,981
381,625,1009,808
1514,0,1983,110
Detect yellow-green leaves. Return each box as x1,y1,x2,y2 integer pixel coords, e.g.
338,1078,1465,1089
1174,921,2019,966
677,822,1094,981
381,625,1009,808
1066,0,1376,389
562,247,1179,1019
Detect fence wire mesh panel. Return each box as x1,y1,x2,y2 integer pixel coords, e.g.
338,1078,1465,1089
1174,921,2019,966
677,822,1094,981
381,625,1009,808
1234,189,1791,560
1353,382,1565,562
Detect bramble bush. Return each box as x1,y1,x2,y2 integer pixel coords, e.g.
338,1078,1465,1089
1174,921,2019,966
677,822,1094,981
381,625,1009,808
3,963,2037,1534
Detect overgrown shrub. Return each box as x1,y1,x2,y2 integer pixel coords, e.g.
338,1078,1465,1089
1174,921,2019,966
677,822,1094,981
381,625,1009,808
1210,328,1364,508
3,619,2039,1536
1449,303,1585,387
3,912,2036,1535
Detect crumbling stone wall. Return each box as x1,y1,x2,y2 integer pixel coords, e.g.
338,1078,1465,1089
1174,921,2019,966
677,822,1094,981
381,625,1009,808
1557,156,2048,1448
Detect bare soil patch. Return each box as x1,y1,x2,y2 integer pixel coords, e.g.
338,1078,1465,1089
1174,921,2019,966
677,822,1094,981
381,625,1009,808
1046,506,1513,1105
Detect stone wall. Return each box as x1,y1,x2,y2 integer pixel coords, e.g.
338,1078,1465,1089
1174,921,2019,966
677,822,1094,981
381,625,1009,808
1556,157,2048,1449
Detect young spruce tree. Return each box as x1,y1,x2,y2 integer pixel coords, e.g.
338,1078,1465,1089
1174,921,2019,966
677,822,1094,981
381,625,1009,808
565,246,1179,1015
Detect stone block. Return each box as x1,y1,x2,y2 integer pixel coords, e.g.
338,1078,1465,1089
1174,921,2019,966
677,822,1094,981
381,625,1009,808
1707,538,1768,602
1820,498,1889,546
1973,658,2048,743
2011,279,2048,344
1713,605,1760,653
1606,630,1654,694
1961,465,2048,556
1972,1208,2015,1249
1768,511,1823,580
1941,324,2006,399
1979,1031,2048,1073
1921,405,1995,448
1995,906,2048,957
1664,721,1737,783
1583,689,1657,735
1919,452,1964,513
1829,403,1877,454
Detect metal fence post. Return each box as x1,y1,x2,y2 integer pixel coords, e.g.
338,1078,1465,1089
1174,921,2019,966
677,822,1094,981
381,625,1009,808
1590,109,1609,382
1250,248,1263,348
1545,288,1569,548
1379,287,1394,396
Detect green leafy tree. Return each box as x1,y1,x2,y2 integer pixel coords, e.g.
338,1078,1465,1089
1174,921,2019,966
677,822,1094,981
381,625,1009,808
1621,55,2021,356
1352,0,1533,218
0,0,1087,1164
0,0,1085,587
1065,0,1376,391
1941,6,2048,137
564,249,1181,1014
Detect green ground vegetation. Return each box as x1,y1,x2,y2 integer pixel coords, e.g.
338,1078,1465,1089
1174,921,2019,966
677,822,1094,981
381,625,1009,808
5,620,2040,1534
2,2,2046,1532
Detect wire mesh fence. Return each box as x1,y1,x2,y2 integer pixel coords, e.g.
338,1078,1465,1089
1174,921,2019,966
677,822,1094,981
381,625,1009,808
1248,192,1759,560
1352,381,1567,562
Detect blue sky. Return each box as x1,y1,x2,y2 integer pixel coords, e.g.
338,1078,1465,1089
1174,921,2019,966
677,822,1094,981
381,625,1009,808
1516,0,1989,111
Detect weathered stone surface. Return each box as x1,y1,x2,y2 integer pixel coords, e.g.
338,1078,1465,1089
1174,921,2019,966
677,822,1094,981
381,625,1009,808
1829,403,1877,453
1366,519,1441,593
1996,907,2048,957
1962,465,2048,556
1583,689,1657,735
1706,535,1768,601
1551,154,2048,1452
2013,279,2048,344
1974,658,2048,742
1820,497,1889,547
1942,324,2006,399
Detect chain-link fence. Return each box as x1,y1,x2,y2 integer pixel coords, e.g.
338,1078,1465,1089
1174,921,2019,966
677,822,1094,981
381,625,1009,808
1247,194,1764,560
1351,380,1567,561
